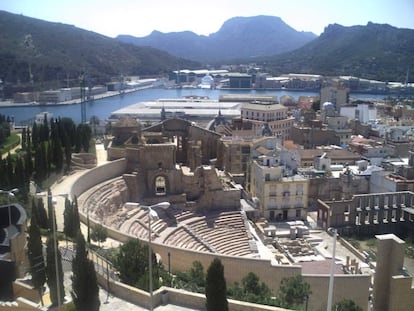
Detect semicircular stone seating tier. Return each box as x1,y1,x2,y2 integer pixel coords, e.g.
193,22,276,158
162,209,257,257
79,178,258,257
79,176,129,227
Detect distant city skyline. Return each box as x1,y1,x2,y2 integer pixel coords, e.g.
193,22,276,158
1,0,414,38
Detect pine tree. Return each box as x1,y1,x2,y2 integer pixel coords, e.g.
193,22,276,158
71,232,100,311
333,299,363,311
278,275,311,308
90,224,107,247
205,258,228,311
27,211,46,305
115,239,149,287
46,235,64,306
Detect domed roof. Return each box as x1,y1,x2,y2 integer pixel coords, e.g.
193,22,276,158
322,102,334,109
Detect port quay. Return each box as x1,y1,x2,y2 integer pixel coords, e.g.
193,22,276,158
0,84,386,126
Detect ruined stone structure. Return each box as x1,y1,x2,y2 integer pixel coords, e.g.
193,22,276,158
80,118,250,257
99,118,241,215
373,234,414,311
75,160,371,311
317,191,414,236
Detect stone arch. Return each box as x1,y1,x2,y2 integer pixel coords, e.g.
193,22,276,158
154,174,168,196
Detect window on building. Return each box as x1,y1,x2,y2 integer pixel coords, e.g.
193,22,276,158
296,209,301,218
296,184,304,195
241,146,250,154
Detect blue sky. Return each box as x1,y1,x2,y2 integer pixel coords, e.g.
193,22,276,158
2,0,414,37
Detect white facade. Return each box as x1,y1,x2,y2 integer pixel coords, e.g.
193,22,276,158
198,74,214,89
250,155,309,221
340,103,377,124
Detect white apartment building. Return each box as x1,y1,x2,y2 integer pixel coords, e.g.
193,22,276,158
250,154,309,221
340,103,377,124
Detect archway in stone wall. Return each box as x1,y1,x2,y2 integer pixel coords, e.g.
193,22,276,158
154,175,168,196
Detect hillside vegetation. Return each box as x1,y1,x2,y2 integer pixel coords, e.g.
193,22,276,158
261,22,414,82
0,10,199,89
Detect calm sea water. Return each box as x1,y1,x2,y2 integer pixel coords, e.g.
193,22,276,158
0,88,387,125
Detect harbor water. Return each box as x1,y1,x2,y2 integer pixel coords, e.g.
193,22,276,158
0,87,388,125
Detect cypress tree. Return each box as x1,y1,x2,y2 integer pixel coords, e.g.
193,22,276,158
71,232,100,311
63,197,73,239
6,153,13,188
75,125,82,153
36,198,49,230
0,159,8,188
52,138,63,173
34,142,47,183
21,127,27,150
46,140,52,176
64,135,72,172
25,147,33,181
72,197,80,236
81,124,92,153
15,157,25,191
47,189,55,232
87,212,91,244
41,113,49,142
27,212,46,305
26,127,32,150
32,122,39,147
205,258,228,311
46,235,64,306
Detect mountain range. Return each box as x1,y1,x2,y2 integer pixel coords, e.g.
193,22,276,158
1,10,414,89
117,15,317,62
262,22,414,82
